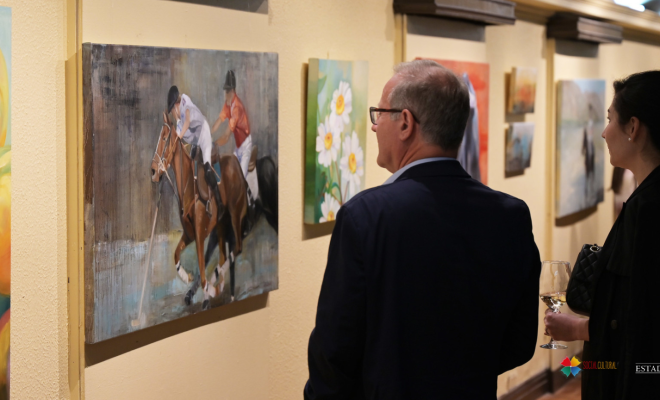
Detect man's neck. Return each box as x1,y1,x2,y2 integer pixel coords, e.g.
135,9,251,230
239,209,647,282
394,143,456,172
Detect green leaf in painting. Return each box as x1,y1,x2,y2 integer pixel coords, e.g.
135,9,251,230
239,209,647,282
330,181,341,196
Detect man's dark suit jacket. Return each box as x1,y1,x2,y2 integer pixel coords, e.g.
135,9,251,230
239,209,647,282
304,160,541,400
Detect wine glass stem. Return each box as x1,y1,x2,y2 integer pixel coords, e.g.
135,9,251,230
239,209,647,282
549,308,560,345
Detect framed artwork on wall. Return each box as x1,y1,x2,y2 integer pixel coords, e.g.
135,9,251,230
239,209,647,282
556,79,605,219
507,67,537,114
506,122,534,174
0,6,10,397
304,58,368,224
418,58,489,185
83,43,279,343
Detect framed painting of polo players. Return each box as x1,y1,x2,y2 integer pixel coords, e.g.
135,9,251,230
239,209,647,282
304,58,368,224
82,43,279,343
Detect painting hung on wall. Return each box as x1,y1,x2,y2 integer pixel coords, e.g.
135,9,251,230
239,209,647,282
304,58,368,224
556,79,605,219
419,58,489,185
0,7,9,399
83,43,279,343
507,67,537,114
505,122,534,174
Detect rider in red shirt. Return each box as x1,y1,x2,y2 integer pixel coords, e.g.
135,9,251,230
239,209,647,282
212,70,256,205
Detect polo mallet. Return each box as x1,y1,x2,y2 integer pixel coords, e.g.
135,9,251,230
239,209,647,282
131,183,162,328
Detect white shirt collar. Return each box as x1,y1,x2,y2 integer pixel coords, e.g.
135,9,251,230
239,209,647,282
383,157,455,185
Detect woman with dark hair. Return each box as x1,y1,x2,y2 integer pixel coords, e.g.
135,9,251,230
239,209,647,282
544,71,660,399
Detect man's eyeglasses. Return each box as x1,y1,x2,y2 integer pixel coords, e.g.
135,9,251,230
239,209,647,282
369,107,419,125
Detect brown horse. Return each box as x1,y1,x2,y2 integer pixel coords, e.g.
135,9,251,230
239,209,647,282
151,112,247,309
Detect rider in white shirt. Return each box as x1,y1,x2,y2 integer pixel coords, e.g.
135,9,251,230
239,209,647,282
168,85,220,216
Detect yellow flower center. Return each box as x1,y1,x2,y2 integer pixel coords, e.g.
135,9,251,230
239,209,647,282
324,132,333,150
327,210,335,221
348,153,357,174
336,94,345,115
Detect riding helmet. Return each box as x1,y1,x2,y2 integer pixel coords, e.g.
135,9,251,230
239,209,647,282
223,70,236,91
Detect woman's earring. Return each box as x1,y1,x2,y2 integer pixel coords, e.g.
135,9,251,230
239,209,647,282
629,137,632,141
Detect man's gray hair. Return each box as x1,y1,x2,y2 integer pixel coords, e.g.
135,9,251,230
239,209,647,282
389,60,470,150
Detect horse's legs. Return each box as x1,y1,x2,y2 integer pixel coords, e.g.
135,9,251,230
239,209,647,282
174,233,193,284
225,227,236,299
229,241,236,299
205,229,219,266
193,218,213,310
231,205,244,256
209,223,228,296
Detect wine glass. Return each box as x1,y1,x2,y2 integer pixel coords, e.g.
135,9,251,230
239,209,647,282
539,260,572,349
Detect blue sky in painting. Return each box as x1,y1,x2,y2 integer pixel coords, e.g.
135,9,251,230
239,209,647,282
574,79,605,97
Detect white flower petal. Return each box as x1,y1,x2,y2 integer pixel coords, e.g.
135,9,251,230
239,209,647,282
316,135,325,153
344,89,352,104
321,199,329,217
318,150,330,167
355,148,364,164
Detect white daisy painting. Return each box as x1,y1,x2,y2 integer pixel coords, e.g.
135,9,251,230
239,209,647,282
305,59,368,224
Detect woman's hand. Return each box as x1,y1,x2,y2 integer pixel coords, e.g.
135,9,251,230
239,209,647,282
544,309,590,342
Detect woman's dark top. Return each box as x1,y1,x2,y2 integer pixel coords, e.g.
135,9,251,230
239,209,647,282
582,165,660,399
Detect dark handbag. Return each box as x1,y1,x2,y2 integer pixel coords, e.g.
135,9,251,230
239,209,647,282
566,244,604,316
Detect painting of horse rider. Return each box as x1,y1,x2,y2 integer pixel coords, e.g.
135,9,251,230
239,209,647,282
82,43,278,343
556,79,605,219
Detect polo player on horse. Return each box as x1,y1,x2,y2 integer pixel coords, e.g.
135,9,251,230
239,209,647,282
212,70,259,213
167,86,222,217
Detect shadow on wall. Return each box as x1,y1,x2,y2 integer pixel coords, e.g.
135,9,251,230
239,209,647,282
85,293,269,366
555,40,599,58
555,205,597,227
406,15,485,42
167,0,268,14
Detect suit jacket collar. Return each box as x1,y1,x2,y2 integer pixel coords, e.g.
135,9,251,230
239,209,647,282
395,159,470,182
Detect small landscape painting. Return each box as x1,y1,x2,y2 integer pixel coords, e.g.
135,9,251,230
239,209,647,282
505,122,534,174
507,67,537,114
